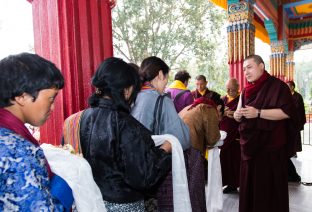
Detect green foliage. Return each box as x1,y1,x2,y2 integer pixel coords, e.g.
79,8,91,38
112,0,228,94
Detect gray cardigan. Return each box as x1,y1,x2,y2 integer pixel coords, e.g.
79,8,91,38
131,89,191,150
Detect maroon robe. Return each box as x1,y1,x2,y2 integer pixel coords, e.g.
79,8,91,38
191,88,220,100
219,95,240,188
239,75,299,212
292,91,306,152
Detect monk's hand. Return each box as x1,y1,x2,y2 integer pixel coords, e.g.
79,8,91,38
241,105,258,119
234,109,243,121
224,107,234,118
226,110,234,118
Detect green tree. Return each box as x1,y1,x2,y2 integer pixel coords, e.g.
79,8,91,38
112,0,228,94
294,61,312,101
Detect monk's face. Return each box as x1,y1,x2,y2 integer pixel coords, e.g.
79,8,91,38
226,81,239,98
196,79,207,92
243,58,264,83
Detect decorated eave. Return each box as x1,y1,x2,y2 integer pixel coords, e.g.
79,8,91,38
209,0,312,51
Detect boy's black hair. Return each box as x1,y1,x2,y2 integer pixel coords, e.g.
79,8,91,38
0,53,64,107
174,70,191,83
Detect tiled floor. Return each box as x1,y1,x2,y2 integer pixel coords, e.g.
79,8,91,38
223,145,312,212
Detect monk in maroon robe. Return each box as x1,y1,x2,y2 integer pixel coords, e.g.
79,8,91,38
191,75,221,102
286,80,304,182
286,80,306,152
220,78,241,193
192,75,225,119
234,55,299,212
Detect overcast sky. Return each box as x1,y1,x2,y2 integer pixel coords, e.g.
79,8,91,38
0,0,311,63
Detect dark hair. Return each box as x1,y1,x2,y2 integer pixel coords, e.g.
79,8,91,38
128,63,140,73
174,70,191,83
139,56,169,83
89,57,141,112
287,80,295,88
210,92,225,116
244,54,265,67
195,75,207,82
0,53,64,108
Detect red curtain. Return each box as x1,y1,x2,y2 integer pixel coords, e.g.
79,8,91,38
30,0,113,145
229,60,247,90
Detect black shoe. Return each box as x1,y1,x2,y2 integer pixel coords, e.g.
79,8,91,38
223,186,238,194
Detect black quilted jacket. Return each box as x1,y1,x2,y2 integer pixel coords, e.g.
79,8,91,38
79,98,171,203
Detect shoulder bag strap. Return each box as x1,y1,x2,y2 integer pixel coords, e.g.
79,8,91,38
173,90,189,103
153,95,167,134
152,95,162,134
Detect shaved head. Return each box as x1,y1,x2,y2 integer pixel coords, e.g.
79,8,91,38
225,78,239,98
226,78,239,88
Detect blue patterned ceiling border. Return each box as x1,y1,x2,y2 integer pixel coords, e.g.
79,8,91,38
283,0,312,9
228,0,239,5
283,0,312,19
264,19,278,42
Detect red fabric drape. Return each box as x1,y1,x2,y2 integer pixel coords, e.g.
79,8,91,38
30,0,113,145
229,60,247,90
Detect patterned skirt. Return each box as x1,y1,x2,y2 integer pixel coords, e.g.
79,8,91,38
104,200,144,212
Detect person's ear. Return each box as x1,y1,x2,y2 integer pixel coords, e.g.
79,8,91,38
259,63,265,70
158,70,165,80
124,86,133,100
14,93,33,106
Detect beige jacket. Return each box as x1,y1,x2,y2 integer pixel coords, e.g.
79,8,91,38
179,104,220,154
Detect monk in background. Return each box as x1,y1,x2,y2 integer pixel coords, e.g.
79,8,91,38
192,75,221,101
286,80,305,182
234,55,299,212
219,78,241,194
286,80,306,154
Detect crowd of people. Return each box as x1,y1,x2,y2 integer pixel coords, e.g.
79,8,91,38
0,53,305,212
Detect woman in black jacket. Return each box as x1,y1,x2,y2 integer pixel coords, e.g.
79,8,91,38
79,57,172,211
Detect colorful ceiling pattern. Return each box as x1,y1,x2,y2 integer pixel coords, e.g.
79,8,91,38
209,0,312,50
284,1,312,19
209,0,270,44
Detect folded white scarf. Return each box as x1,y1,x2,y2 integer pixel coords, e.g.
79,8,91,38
41,144,107,212
152,134,192,212
205,131,226,212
